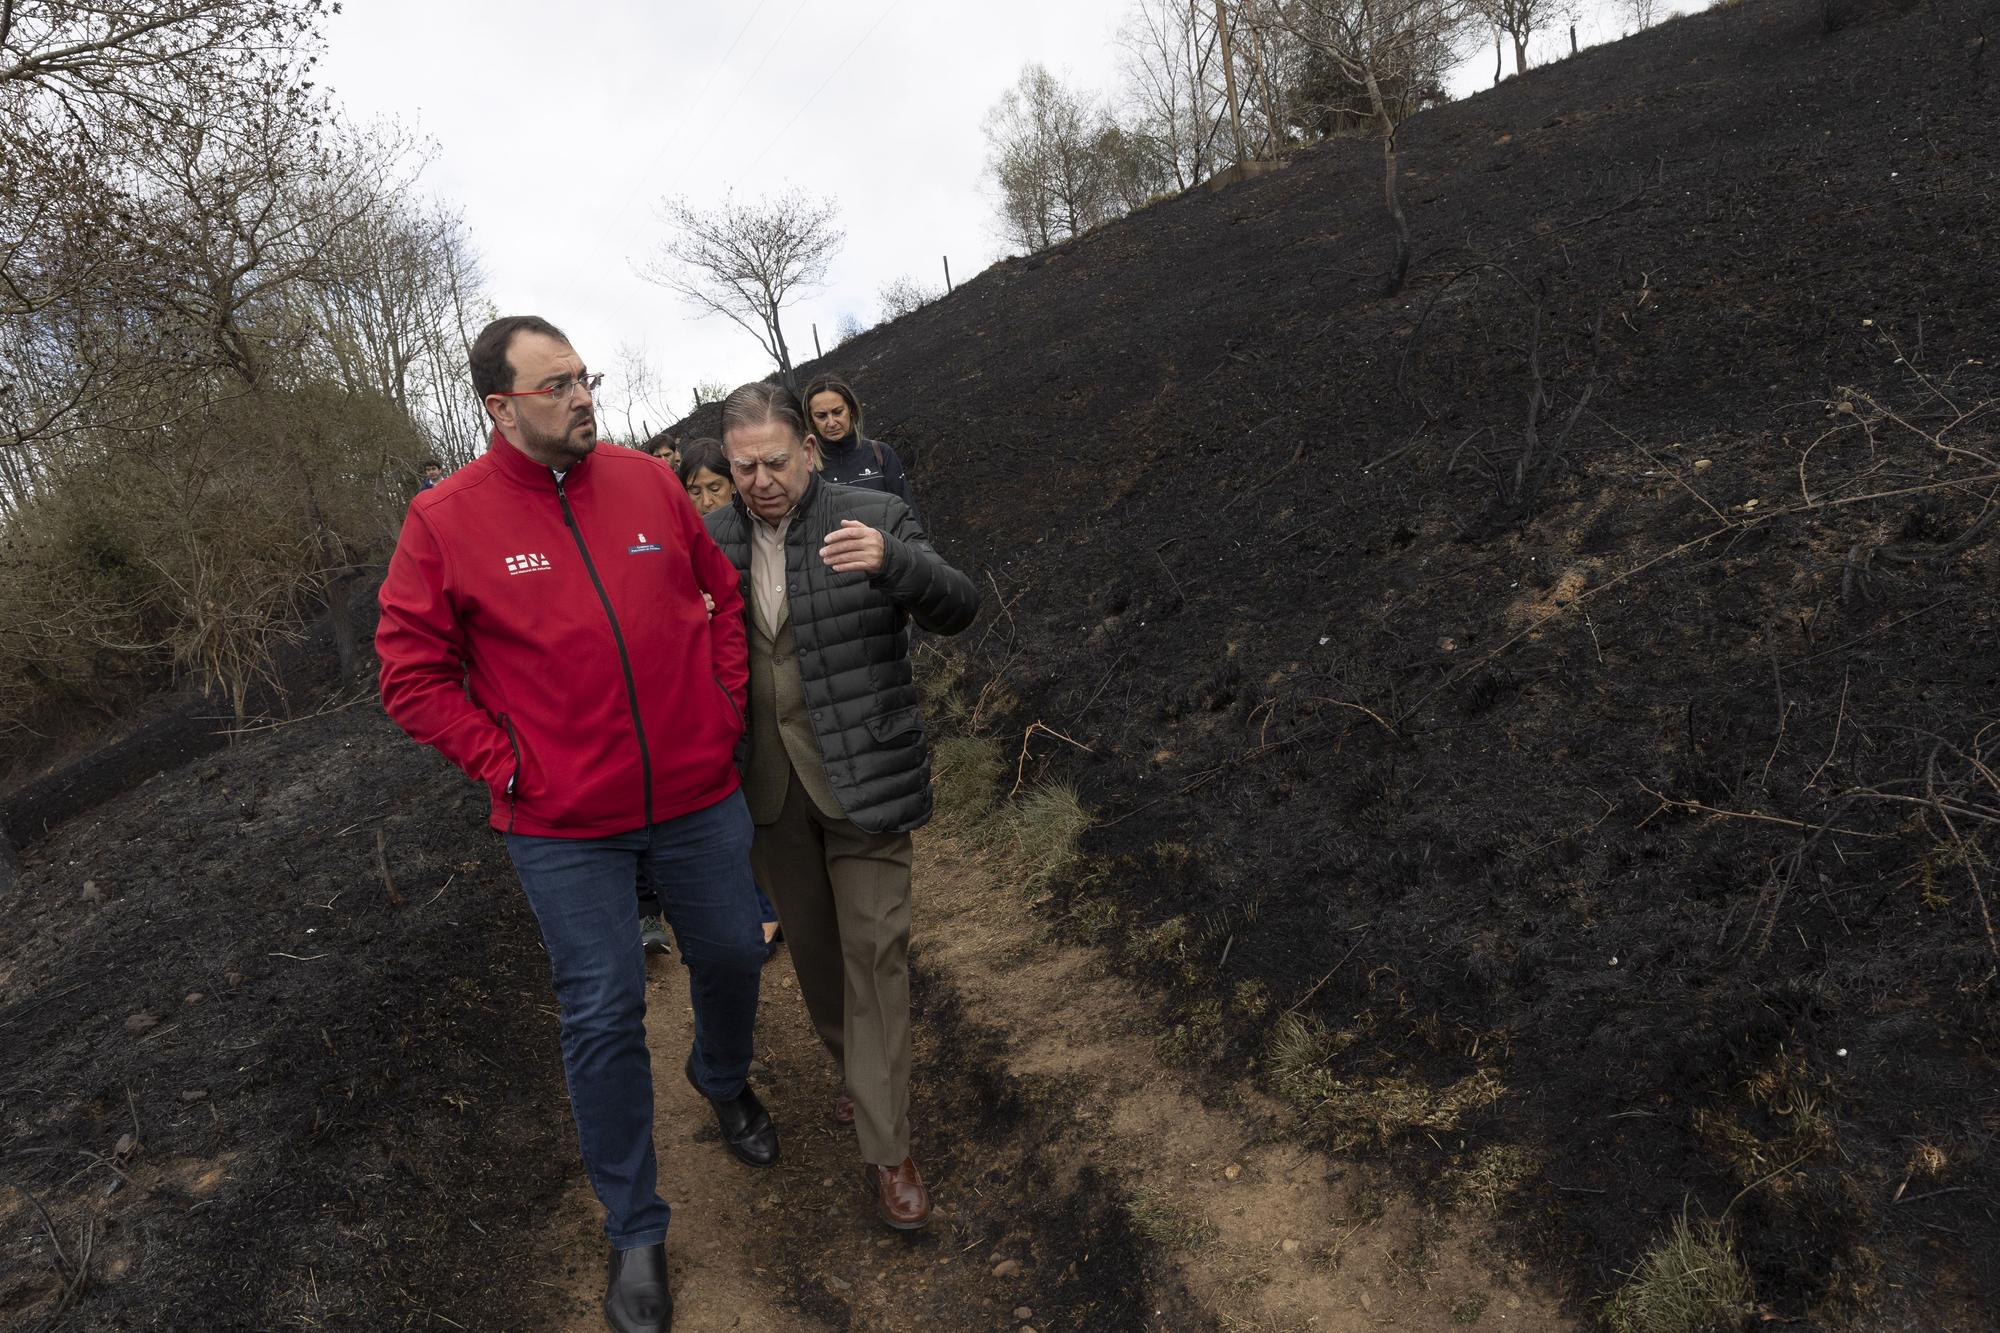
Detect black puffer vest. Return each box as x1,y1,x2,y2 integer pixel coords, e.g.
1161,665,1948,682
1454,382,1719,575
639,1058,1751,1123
705,475,980,834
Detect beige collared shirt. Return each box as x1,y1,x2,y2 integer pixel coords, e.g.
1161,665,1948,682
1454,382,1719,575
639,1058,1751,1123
750,513,792,641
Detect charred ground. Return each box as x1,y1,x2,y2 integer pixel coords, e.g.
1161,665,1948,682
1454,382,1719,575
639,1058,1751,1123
4,0,1997,1328
692,0,1998,1324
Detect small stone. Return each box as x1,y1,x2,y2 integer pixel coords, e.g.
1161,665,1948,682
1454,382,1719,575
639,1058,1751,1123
1014,1308,1034,1320
179,1089,208,1103
747,1058,772,1077
81,880,101,902
1507,1295,1523,1309
821,1177,835,1187
1222,1163,1242,1181
1280,1238,1302,1255
224,971,247,987
992,1258,1022,1278
124,1012,158,1033
184,992,204,1005
1358,1288,1374,1312
825,1274,851,1292
114,1132,135,1156
1692,458,1713,472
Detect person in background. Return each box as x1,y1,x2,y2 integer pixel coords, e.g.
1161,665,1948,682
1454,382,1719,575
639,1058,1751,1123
645,431,681,471
677,439,734,517
419,458,445,490
707,380,979,1231
799,373,917,517
377,315,777,1333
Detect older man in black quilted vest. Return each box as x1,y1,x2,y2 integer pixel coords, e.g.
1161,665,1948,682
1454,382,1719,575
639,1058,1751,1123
705,381,979,1231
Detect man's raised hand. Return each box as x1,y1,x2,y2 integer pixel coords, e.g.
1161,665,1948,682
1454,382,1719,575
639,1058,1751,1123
820,519,886,575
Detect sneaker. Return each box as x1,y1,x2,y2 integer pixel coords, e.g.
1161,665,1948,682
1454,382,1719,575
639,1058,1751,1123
639,914,673,957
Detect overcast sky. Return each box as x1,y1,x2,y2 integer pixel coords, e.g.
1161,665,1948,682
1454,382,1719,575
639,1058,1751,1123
318,0,1675,438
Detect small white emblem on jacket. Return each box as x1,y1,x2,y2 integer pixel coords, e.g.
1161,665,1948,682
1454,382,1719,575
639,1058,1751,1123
505,553,552,575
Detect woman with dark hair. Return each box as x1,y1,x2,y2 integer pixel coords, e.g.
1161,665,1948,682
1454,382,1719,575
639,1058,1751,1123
674,438,734,516
799,373,917,516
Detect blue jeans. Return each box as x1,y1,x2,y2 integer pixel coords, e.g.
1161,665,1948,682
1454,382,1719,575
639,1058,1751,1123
505,788,766,1249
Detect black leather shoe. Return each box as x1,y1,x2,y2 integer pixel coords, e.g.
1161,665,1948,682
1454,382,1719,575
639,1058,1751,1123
684,1054,780,1167
603,1241,671,1333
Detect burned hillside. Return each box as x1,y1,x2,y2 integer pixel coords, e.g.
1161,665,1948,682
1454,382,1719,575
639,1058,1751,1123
715,0,1999,1323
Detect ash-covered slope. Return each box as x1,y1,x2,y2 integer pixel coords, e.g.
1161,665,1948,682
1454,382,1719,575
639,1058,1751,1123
689,0,1998,1324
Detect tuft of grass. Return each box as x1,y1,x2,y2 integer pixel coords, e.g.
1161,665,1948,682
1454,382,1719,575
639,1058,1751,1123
992,781,1092,894
1451,1144,1542,1210
1452,1293,1490,1325
1127,1187,1219,1251
1265,1012,1349,1105
1603,1212,1755,1333
930,733,1004,828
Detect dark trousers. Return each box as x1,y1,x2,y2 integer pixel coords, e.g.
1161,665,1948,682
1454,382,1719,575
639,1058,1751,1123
505,789,766,1248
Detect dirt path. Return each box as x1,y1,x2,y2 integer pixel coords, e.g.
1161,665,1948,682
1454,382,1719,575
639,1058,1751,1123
539,835,1574,1331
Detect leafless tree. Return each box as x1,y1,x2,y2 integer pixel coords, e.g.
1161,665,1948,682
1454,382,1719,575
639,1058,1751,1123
1622,0,1660,30
878,275,942,321
985,64,1121,252
1118,0,1229,189
642,192,842,392
1472,0,1575,74
1267,0,1474,292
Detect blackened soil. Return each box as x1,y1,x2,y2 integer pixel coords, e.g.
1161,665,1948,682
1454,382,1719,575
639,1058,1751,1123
0,700,579,1330
684,0,2000,1324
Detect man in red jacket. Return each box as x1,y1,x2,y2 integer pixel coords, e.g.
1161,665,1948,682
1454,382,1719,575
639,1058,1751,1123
377,316,772,1333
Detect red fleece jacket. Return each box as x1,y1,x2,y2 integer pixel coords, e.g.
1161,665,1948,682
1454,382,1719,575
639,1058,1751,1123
376,433,748,837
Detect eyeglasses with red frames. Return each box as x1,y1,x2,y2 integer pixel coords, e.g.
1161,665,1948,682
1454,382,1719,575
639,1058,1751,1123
492,372,604,401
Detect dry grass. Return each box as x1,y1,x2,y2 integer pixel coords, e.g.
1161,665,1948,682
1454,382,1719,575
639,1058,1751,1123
1264,1013,1506,1149
1603,1212,1755,1333
991,781,1092,894
1126,1186,1220,1251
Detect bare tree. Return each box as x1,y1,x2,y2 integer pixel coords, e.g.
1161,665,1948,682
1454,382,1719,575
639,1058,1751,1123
641,192,842,392
1621,0,1660,30
689,379,732,415
1118,0,1229,189
985,64,1122,252
1472,0,1575,74
1268,0,1473,293
878,275,942,320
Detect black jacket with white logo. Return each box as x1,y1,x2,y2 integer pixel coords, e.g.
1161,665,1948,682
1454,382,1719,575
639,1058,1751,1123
817,433,917,519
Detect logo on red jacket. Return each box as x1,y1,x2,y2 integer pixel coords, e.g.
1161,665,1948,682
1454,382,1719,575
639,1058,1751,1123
504,552,552,575
628,531,662,555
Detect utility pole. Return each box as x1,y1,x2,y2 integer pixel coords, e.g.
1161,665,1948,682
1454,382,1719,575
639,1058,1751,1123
942,255,953,292
813,323,822,359
1212,1,1248,165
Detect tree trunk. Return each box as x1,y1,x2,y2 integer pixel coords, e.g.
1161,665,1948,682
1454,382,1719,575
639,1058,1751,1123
1514,33,1528,74
1213,1,1248,165
1362,68,1410,295
326,570,358,679
1240,0,1285,154
1494,30,1504,85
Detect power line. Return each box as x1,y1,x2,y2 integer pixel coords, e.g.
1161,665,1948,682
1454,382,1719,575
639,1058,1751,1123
740,0,907,178
682,0,815,178
616,0,773,216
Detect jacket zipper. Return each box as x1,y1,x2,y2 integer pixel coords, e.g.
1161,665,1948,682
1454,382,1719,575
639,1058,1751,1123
501,713,522,833
556,476,654,825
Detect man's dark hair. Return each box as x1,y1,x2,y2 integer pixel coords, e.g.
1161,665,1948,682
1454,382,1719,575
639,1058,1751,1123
422,457,442,470
720,381,809,444
469,315,569,400
799,372,862,437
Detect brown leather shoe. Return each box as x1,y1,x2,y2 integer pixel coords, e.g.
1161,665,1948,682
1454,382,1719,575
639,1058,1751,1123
863,1157,931,1230
832,1092,855,1126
